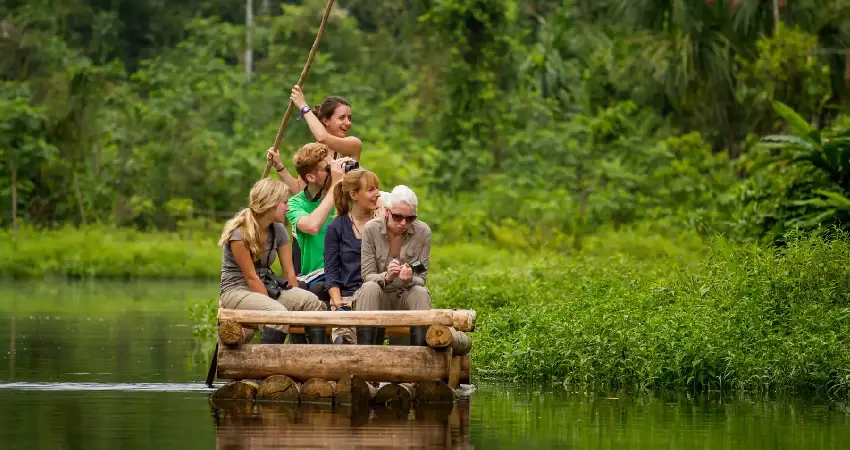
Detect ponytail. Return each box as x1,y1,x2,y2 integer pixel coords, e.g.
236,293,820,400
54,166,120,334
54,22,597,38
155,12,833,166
218,208,264,260
333,180,351,217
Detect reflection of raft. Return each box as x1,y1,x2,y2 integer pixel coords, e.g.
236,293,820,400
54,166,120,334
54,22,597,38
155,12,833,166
211,308,476,407
212,398,472,450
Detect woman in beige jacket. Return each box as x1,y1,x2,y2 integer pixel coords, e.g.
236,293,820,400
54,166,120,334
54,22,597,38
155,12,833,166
354,185,432,346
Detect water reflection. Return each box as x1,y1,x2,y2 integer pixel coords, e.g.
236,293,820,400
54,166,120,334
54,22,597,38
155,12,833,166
212,400,472,449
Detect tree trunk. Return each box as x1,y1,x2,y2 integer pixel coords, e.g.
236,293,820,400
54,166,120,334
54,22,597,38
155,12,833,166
772,0,780,29
72,169,87,225
216,344,470,384
10,152,17,245
245,0,253,79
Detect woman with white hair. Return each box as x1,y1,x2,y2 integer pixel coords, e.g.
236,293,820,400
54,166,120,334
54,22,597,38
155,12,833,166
354,185,432,346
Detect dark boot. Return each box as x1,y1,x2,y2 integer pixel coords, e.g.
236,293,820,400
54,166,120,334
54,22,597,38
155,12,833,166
410,326,428,346
374,328,386,346
357,326,375,345
306,326,328,344
288,332,308,344
260,327,287,344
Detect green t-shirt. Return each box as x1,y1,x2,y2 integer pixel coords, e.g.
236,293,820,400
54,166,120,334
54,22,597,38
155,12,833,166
286,191,335,275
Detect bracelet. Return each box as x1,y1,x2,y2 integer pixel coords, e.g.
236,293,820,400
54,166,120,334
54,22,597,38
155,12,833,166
276,165,286,172
296,105,311,121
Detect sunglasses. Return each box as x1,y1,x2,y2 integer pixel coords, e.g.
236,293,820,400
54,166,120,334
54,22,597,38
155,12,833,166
390,213,417,223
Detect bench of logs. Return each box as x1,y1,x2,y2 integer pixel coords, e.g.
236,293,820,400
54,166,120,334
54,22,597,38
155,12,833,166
211,308,476,407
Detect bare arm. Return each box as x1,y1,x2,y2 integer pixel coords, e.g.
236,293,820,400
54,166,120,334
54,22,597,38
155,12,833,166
277,244,298,288
290,85,362,160
267,147,305,193
293,158,349,235
277,168,305,193
232,241,268,296
294,187,337,235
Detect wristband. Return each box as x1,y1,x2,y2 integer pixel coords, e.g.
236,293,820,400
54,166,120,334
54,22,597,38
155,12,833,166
276,165,286,172
296,105,311,120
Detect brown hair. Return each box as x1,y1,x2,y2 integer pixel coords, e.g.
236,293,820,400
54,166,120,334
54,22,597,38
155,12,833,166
218,178,291,260
333,169,379,216
294,142,330,180
312,96,351,124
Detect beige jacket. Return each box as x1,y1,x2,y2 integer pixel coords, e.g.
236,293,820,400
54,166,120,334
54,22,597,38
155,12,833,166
361,217,432,290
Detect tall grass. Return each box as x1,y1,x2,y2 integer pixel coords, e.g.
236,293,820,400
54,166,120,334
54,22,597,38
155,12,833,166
442,229,850,397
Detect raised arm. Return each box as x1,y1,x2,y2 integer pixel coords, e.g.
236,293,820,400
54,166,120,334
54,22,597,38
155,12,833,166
267,147,304,193
290,86,362,160
286,158,346,235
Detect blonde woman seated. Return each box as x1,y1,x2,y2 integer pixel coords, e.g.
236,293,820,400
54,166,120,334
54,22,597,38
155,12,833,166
356,185,431,346
218,178,328,345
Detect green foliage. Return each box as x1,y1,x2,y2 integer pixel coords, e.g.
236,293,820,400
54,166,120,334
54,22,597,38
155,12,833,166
737,102,850,240
442,228,850,397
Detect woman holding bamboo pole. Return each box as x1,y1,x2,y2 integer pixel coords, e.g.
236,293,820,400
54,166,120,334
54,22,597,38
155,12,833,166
267,86,362,193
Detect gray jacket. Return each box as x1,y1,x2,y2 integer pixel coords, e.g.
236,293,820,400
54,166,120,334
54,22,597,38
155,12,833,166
360,217,432,290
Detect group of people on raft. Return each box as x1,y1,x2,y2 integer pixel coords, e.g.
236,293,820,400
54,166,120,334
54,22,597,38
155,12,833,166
217,85,431,347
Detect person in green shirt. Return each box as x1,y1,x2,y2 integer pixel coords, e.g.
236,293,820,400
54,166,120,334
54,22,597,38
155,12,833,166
285,142,353,305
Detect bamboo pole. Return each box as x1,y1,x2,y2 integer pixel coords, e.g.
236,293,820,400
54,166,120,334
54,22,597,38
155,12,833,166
218,308,476,332
261,0,336,178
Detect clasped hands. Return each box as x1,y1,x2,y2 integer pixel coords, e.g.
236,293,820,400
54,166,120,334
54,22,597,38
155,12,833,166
385,259,414,285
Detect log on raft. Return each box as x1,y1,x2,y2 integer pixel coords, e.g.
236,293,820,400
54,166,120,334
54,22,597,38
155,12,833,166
218,308,476,332
374,382,414,410
211,380,259,402
257,375,301,402
300,378,337,404
334,374,376,407
216,344,470,384
414,380,455,404
425,324,473,355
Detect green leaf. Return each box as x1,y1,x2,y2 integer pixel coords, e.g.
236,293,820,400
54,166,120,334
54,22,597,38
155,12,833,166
772,101,813,138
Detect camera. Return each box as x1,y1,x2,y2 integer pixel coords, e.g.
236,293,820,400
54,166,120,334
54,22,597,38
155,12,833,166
343,160,360,173
410,260,427,275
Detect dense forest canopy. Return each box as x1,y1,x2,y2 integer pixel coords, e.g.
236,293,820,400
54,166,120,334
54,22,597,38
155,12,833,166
2,0,849,245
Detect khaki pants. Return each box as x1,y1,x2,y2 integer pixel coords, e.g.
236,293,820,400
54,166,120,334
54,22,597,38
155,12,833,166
353,281,432,311
331,297,357,344
219,286,327,333
352,281,431,345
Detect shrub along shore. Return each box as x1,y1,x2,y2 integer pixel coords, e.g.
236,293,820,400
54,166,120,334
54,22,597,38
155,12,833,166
6,225,850,397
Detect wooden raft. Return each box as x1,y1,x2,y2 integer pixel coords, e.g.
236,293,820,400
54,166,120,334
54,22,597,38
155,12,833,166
211,308,475,406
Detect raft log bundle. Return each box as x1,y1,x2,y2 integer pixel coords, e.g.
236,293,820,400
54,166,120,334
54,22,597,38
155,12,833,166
212,308,476,404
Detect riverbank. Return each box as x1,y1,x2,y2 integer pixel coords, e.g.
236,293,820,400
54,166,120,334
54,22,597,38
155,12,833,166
7,225,850,397
182,228,850,398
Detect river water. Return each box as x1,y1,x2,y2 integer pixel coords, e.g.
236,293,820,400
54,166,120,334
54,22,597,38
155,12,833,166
1,281,848,449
